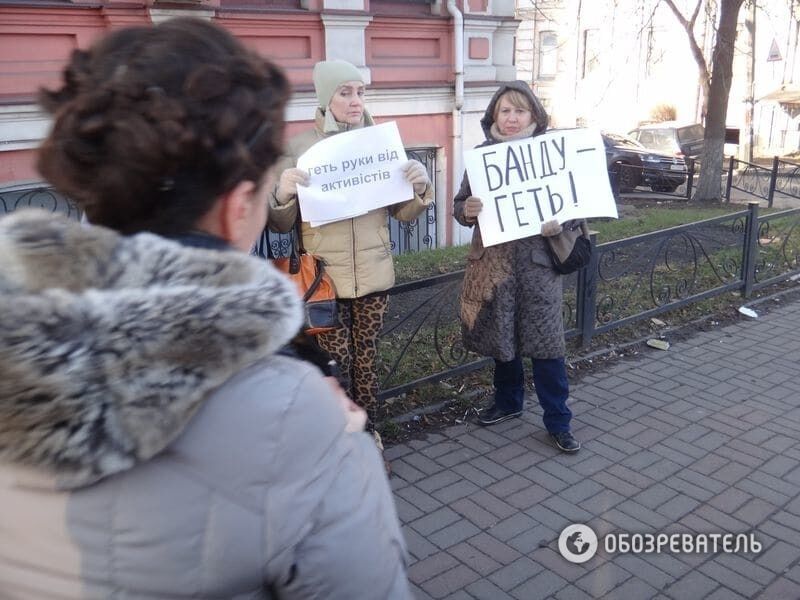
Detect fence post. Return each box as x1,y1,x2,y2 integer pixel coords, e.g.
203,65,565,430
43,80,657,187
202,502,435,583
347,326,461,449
767,156,779,208
686,157,694,201
725,155,735,203
578,231,598,347
741,201,760,299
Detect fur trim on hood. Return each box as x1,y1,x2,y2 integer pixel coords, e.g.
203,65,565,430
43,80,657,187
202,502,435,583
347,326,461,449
480,80,549,141
0,210,303,489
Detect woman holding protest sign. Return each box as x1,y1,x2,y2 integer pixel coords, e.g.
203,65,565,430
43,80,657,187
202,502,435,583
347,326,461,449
269,59,433,424
453,81,580,453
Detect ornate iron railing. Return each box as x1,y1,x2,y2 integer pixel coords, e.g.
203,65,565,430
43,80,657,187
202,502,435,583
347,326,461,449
376,203,800,400
0,185,82,220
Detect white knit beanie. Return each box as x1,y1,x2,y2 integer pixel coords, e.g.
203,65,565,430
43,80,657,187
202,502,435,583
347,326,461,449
313,60,365,109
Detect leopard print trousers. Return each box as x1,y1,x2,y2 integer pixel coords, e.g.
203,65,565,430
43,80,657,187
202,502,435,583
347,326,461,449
317,294,388,422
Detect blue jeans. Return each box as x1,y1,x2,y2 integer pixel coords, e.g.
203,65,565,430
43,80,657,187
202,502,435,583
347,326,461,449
493,356,572,433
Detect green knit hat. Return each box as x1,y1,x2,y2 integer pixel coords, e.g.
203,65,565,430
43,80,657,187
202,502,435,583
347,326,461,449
313,60,365,109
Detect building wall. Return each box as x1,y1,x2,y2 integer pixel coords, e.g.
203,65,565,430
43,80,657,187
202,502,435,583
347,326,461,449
0,0,521,245
516,0,799,157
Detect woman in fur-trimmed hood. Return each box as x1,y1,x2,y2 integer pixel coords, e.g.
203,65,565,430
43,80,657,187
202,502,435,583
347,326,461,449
453,81,580,453
0,19,411,600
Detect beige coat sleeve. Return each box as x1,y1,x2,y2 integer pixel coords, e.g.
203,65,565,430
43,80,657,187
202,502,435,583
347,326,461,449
267,151,300,234
388,184,434,222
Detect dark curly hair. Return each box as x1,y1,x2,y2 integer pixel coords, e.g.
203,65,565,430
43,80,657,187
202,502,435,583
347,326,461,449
37,17,290,236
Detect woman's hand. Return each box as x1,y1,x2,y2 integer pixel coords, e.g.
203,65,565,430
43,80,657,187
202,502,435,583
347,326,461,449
540,219,563,237
463,196,483,222
275,168,310,205
402,160,431,196
326,377,367,433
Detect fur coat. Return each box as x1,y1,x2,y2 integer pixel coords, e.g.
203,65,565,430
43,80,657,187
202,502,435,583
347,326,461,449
0,210,410,599
453,81,566,362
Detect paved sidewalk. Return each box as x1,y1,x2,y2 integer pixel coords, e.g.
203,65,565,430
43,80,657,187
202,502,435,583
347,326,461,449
388,296,800,600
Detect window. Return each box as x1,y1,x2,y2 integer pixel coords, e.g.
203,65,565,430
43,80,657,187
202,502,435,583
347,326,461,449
537,31,557,79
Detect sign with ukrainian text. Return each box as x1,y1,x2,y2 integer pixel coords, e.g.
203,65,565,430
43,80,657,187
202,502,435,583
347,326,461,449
296,121,413,226
463,128,617,247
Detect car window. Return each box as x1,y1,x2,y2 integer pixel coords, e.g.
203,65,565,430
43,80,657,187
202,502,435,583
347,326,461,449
648,131,675,152
636,131,653,146
677,124,704,142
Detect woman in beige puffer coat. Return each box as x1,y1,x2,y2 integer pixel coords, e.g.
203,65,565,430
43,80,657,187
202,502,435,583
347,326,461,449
269,59,434,419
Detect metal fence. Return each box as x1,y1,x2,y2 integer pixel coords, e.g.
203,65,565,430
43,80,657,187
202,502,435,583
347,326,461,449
376,202,800,400
725,156,800,207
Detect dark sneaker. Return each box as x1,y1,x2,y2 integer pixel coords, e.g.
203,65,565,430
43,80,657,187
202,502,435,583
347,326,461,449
478,405,522,426
550,431,581,453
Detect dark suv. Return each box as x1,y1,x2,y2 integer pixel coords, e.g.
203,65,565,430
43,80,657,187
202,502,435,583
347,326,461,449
603,132,688,193
628,122,705,158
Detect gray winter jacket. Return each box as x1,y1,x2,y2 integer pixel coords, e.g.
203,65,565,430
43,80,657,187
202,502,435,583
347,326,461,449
453,81,566,362
0,211,410,599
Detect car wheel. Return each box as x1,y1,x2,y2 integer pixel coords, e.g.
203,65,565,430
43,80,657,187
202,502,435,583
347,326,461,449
617,163,639,192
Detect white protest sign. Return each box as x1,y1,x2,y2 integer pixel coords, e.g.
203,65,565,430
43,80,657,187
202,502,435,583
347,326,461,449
296,121,413,226
463,128,617,247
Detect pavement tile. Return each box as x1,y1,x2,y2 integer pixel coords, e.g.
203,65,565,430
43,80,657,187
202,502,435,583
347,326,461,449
435,447,479,469
403,526,440,560
417,471,463,494
633,483,679,510
486,474,536,499
465,579,516,600
466,532,522,565
467,490,517,519
506,523,558,554
487,512,539,542
553,585,594,600
392,459,427,483
408,551,460,584
420,565,481,599
758,577,800,600
733,497,778,527
428,519,482,550
575,561,632,597
488,556,543,591
699,559,762,598
396,485,444,513
432,480,480,505
510,569,568,600
504,484,551,511
663,570,719,600
421,441,465,460
560,479,605,504
450,497,501,530
410,506,461,536
755,540,800,574
451,463,497,487
447,541,502,576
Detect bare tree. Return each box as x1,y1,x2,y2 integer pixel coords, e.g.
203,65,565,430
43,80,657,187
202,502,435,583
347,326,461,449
663,0,745,202
662,0,711,118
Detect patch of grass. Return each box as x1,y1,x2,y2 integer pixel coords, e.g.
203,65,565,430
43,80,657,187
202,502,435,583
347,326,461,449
394,244,468,283
590,204,742,240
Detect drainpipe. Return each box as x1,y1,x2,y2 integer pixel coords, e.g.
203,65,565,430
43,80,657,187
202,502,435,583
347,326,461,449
446,0,464,245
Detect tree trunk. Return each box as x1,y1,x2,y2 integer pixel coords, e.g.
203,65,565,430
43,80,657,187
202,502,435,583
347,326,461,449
693,0,745,203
